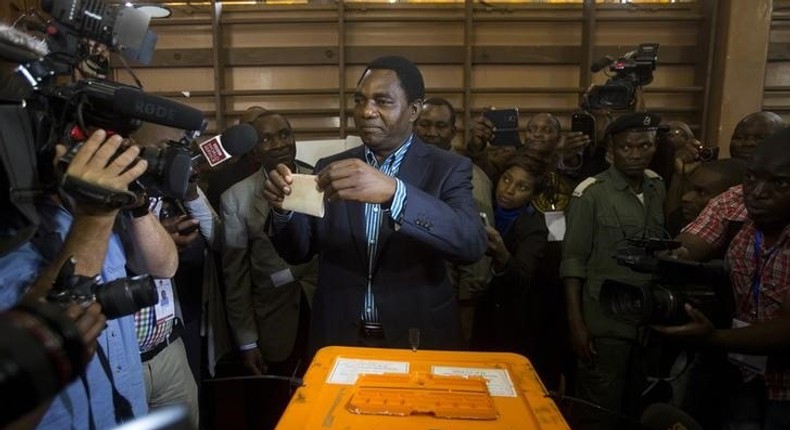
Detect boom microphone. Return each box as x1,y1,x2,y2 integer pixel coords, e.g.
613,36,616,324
590,55,615,73
113,87,205,131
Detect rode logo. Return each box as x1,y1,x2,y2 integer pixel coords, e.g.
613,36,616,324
134,101,176,122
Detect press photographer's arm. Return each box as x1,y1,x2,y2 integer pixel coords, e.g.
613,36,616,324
28,130,149,298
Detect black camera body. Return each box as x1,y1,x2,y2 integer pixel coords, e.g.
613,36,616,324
600,237,735,327
46,261,158,320
586,43,660,111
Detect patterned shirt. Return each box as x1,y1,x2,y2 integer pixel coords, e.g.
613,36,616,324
683,185,790,400
361,135,411,322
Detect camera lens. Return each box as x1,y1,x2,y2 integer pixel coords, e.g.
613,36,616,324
0,302,87,427
94,275,158,319
600,280,653,325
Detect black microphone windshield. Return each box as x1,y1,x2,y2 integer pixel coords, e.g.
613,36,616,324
113,88,204,131
641,403,704,430
590,55,615,73
220,123,258,156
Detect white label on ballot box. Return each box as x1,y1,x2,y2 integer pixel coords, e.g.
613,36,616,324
327,358,409,385
431,366,517,397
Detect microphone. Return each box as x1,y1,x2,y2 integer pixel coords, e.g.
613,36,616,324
590,55,615,73
193,123,258,168
640,403,704,430
113,87,205,131
0,23,49,64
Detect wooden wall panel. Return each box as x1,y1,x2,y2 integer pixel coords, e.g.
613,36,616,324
100,1,711,141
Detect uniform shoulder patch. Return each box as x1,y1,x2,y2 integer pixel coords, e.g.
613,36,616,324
644,169,663,180
572,177,598,197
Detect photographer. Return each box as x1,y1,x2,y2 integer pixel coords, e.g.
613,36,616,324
0,130,163,429
657,127,790,428
561,112,665,429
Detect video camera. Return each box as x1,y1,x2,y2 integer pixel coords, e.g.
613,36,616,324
599,237,735,327
586,43,660,111
0,0,256,257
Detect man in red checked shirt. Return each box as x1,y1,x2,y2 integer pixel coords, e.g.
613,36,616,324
656,126,790,428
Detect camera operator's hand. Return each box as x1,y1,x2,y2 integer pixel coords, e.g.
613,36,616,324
569,319,597,365
241,347,268,375
652,304,715,339
57,129,147,213
64,302,106,358
467,116,495,153
263,163,294,211
160,215,200,250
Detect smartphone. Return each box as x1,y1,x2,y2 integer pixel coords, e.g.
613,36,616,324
483,108,521,146
571,111,598,162
571,111,596,144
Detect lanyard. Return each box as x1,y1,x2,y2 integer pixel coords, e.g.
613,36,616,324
751,230,779,319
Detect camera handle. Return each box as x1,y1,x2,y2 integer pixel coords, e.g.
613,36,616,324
61,175,139,210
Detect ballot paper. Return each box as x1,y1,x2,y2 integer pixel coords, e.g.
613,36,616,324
281,174,325,218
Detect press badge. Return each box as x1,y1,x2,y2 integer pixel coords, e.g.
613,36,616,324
154,279,175,324
271,268,295,288
728,318,768,376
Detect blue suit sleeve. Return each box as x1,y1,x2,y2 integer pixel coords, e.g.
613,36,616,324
395,157,487,264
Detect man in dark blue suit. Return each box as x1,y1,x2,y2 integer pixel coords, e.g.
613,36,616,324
263,55,487,353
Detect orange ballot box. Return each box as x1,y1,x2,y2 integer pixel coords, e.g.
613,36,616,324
275,346,570,430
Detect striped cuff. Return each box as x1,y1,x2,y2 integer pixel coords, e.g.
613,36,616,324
388,179,407,222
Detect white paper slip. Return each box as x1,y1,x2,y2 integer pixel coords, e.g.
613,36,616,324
728,319,768,376
270,268,295,288
545,211,566,242
431,366,517,397
326,357,409,385
282,174,325,218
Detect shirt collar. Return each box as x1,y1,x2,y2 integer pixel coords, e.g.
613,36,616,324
606,165,653,193
364,134,414,168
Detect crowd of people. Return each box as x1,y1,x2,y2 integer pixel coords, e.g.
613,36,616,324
1,52,789,430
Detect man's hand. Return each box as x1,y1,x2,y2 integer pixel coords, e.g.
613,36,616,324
241,347,268,375
569,319,597,365
652,304,715,339
262,163,294,210
160,215,200,250
64,302,107,358
468,116,495,152
559,131,592,157
316,159,397,204
60,129,147,194
673,139,702,176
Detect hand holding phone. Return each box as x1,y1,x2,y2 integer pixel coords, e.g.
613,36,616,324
483,108,521,146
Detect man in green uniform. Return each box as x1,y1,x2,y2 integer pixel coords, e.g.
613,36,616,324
561,112,666,429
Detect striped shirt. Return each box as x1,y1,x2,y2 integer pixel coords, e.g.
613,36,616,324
361,135,412,322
